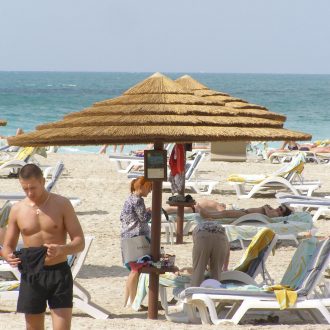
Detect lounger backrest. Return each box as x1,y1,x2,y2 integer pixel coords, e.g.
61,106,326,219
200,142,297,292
70,236,94,280
15,147,36,162
234,228,276,278
296,238,330,296
273,153,305,177
0,200,12,228
45,161,65,192
280,237,318,288
185,152,204,180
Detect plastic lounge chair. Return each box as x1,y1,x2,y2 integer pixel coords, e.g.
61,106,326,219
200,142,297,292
127,151,218,195
109,153,145,173
269,150,301,164
224,212,315,246
276,192,330,223
0,147,40,176
220,228,277,286
163,152,218,195
159,229,279,322
175,211,314,246
110,143,174,174
176,237,330,325
313,152,330,164
133,228,278,319
0,236,109,319
0,161,81,207
227,153,321,199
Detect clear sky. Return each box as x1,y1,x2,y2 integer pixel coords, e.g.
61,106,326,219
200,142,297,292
1,0,329,74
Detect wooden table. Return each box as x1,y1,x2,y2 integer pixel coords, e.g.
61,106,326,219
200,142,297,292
140,265,179,275
166,200,196,244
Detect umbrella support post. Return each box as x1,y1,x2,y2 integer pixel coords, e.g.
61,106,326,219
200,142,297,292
148,142,163,319
148,273,160,319
176,206,184,244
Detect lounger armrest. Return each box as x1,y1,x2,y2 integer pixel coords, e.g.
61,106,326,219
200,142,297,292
220,270,258,285
232,213,270,225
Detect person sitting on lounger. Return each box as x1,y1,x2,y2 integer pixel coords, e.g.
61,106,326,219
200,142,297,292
198,203,293,220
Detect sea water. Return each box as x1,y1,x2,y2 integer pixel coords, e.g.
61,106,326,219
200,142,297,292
0,72,329,153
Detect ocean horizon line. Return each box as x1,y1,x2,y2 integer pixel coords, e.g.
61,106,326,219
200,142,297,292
1,70,330,76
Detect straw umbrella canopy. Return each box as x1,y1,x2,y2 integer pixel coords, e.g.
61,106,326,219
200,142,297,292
8,73,310,147
0,120,7,126
176,74,269,110
8,72,311,319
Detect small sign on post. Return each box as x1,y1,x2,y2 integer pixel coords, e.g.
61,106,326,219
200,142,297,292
144,150,167,181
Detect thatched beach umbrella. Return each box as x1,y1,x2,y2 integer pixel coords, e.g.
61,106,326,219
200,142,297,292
0,120,7,126
8,72,311,319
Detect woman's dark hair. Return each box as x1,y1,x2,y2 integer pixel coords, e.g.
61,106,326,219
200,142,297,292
281,204,293,217
19,163,43,180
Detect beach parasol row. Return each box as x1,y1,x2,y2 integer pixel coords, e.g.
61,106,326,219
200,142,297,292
8,72,311,147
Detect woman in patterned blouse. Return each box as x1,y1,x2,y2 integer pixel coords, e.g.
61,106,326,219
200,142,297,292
120,176,152,307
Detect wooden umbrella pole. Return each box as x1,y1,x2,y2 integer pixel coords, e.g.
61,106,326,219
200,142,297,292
148,142,163,319
176,147,186,244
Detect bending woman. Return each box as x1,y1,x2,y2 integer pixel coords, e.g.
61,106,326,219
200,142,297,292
120,176,152,307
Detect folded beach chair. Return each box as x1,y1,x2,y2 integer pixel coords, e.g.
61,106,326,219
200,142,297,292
276,192,330,224
0,236,109,319
175,237,330,325
227,153,321,199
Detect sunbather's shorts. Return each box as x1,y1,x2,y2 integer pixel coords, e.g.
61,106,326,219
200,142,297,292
17,261,73,314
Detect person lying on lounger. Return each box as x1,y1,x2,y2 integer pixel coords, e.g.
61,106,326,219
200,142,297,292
164,198,226,215
198,203,293,220
164,199,292,220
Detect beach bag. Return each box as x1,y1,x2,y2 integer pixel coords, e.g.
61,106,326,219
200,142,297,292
122,236,151,263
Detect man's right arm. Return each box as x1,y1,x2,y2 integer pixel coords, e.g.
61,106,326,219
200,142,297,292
2,204,21,267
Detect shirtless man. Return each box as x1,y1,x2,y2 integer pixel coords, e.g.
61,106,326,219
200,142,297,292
2,164,85,330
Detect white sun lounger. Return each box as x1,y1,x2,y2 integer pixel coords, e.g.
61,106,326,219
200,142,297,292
0,236,109,319
276,192,330,223
170,211,314,245
109,153,145,173
228,153,321,199
174,237,330,325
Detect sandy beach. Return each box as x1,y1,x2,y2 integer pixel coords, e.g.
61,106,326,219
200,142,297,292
1,152,330,329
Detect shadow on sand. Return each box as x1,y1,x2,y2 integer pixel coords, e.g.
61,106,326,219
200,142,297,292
77,264,128,279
